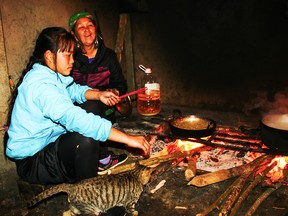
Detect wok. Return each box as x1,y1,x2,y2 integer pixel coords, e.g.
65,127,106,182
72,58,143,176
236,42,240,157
168,110,217,138
260,113,288,151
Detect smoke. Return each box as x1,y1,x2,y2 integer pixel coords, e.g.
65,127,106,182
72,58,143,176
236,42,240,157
243,89,288,115
270,90,288,114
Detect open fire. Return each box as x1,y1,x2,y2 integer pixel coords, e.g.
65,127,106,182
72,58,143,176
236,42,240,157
144,122,288,215
151,124,287,174
266,156,288,183
113,114,288,215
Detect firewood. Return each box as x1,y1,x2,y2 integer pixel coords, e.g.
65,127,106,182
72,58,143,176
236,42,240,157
185,154,199,181
219,159,260,216
245,166,288,216
195,155,275,216
188,154,274,187
229,161,278,216
196,177,240,216
106,146,210,175
244,182,283,216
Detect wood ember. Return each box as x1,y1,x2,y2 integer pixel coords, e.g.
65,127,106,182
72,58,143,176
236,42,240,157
196,148,263,172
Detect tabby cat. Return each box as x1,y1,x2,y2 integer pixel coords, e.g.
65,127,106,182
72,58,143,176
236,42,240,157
27,165,154,216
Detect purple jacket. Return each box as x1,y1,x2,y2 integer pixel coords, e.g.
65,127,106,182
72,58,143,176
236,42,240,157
71,40,127,96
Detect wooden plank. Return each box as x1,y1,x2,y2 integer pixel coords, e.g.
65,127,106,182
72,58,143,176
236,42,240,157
124,14,136,93
115,13,127,63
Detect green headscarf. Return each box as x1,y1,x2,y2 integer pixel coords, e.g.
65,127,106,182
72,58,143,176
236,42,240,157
68,11,95,31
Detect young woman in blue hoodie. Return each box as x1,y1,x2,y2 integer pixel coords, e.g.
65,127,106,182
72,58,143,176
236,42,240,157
5,27,150,185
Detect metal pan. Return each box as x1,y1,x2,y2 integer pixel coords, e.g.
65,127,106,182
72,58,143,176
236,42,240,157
168,109,217,138
260,114,288,151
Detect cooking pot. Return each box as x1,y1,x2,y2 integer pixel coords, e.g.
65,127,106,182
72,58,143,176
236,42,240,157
115,96,132,118
168,110,217,138
260,114,288,151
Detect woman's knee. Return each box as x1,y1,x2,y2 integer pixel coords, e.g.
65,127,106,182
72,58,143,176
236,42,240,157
76,137,100,153
58,132,99,158
78,100,105,116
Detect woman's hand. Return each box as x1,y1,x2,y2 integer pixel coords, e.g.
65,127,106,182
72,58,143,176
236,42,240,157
125,135,151,158
108,128,151,158
98,91,120,106
106,88,119,96
85,89,120,106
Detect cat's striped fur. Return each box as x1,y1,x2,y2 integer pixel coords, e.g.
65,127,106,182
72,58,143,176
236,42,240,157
27,166,154,216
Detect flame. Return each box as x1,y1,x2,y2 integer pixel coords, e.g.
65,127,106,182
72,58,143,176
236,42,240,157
266,156,288,182
175,139,204,151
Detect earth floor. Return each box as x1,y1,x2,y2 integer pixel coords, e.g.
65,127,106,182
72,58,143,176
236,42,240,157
1,105,288,216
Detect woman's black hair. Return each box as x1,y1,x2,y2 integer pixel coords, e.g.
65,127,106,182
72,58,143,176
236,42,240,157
3,27,76,153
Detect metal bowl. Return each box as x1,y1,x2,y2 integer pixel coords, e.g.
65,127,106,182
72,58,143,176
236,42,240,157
115,96,132,117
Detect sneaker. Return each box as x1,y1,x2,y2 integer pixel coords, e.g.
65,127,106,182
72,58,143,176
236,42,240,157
98,154,128,175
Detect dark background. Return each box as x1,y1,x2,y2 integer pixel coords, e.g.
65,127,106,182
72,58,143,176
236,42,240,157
114,0,288,114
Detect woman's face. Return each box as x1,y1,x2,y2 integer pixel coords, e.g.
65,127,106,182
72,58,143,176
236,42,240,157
55,48,75,76
74,17,97,47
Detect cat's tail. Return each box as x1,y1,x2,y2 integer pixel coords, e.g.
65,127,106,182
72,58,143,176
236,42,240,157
27,183,71,208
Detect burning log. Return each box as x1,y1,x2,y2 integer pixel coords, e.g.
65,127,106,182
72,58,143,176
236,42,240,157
106,146,211,175
185,153,199,181
188,154,274,187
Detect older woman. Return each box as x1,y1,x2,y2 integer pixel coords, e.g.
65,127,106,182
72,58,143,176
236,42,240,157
68,11,127,123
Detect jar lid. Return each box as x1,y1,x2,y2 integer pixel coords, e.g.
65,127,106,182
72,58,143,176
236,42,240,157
145,68,152,73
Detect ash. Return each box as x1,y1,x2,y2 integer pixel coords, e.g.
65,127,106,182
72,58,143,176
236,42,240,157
196,149,263,172
150,140,170,155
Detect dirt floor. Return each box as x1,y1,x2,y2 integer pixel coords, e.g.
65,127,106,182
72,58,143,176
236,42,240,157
1,105,288,216
1,163,288,216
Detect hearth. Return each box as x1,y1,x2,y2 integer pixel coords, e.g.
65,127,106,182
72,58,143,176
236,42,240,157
114,112,288,216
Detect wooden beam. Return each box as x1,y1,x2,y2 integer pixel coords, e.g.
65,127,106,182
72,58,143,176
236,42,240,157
124,14,136,93
115,13,127,63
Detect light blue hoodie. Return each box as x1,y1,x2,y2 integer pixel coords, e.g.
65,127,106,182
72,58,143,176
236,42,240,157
6,63,112,159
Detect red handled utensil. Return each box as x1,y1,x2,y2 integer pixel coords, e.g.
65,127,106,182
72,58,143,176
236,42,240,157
119,87,147,99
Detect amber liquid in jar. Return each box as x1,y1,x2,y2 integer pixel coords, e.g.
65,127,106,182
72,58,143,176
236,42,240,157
137,88,161,116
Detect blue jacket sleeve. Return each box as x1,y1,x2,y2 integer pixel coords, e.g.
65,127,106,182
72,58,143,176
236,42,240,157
34,81,112,142
66,81,91,104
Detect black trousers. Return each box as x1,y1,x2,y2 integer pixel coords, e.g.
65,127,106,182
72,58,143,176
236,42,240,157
15,100,109,185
